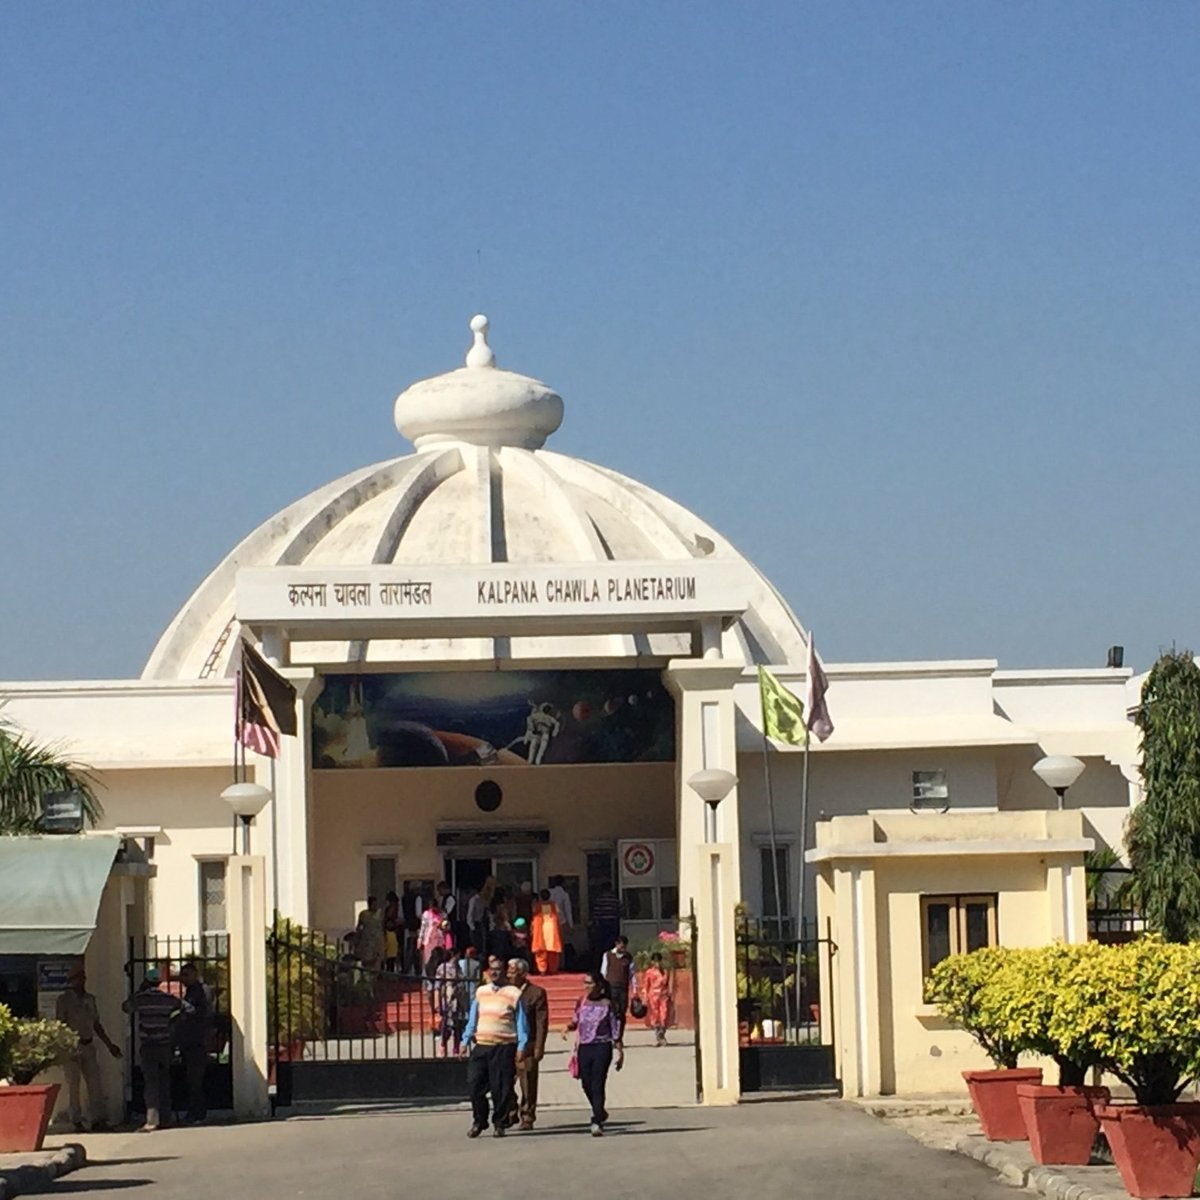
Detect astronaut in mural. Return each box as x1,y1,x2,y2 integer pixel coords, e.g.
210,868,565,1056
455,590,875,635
507,701,562,765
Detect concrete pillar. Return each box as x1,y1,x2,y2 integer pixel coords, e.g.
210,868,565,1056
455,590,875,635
267,670,321,925
663,658,744,920
664,657,744,1105
694,843,740,1104
227,854,269,1120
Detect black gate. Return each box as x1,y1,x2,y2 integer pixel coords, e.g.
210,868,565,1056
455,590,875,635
268,920,475,1107
124,934,233,1119
736,915,838,1093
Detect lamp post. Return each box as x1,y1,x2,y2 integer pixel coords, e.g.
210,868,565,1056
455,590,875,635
221,782,271,854
688,768,738,843
1032,755,1085,810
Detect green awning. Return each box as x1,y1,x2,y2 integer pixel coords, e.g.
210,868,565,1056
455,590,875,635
0,835,121,954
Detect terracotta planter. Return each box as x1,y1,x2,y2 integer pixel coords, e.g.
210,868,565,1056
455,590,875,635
1095,1103,1200,1198
963,1067,1043,1141
0,1084,61,1153
1017,1084,1110,1165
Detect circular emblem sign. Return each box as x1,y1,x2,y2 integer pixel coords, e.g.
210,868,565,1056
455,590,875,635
623,842,655,877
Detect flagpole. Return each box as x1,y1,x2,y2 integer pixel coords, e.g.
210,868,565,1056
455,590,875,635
794,730,811,1036
270,754,279,916
758,679,790,1035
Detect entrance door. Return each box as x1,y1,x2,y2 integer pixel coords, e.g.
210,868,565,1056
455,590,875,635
494,857,537,895
448,857,491,910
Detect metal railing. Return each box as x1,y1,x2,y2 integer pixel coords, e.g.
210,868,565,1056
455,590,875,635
734,914,836,1048
268,922,481,1076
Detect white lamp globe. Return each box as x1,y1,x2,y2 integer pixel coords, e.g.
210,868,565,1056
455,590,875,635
221,781,271,820
1032,756,1086,794
687,768,738,806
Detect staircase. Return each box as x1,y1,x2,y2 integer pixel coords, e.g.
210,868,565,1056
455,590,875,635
537,972,587,1030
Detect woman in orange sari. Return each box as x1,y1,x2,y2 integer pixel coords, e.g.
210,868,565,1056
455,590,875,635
531,889,563,974
641,951,672,1045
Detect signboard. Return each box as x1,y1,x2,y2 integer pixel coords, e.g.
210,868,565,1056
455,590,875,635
36,957,78,1020
313,669,675,769
236,560,747,638
622,843,655,878
436,828,551,849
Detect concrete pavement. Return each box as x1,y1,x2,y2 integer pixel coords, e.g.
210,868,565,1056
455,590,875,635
38,1099,1019,1199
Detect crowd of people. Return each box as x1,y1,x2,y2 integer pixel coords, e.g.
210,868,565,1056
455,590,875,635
351,875,620,979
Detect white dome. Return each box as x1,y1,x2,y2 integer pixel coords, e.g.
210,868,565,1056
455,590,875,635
143,318,808,680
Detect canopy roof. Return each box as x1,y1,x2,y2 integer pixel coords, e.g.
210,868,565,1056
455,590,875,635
0,835,120,954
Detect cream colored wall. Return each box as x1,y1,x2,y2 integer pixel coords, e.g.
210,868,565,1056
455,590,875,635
88,766,233,936
309,762,675,934
737,748,1001,927
45,869,149,1128
875,855,1057,1095
813,809,1091,1097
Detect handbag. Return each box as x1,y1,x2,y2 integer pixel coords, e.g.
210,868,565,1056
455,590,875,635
629,996,648,1020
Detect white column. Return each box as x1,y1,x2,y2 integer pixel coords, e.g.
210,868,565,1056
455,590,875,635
267,670,321,925
663,659,744,919
664,657,744,1105
695,842,740,1104
227,853,269,1119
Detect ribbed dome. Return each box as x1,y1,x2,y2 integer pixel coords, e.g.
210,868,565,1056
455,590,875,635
143,319,808,679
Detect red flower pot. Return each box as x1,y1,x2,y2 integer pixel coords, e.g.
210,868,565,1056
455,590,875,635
0,1084,61,1153
1095,1104,1200,1198
963,1067,1043,1141
1017,1084,1110,1165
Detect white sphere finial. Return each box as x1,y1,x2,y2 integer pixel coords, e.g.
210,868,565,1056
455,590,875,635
466,313,495,368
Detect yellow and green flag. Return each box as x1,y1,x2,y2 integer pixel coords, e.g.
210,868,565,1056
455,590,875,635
758,665,807,746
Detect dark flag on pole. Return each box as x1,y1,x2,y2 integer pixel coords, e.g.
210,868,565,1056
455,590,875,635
237,640,297,759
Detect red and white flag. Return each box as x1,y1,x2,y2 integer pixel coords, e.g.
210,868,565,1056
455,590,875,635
804,633,834,742
236,641,297,759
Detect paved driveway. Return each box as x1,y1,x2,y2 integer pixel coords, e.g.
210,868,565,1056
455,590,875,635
47,1100,1014,1199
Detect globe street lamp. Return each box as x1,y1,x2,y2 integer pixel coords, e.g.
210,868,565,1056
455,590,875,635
688,768,738,843
221,782,271,854
1032,755,1085,811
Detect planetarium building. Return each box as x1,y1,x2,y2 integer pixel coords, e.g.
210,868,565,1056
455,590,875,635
2,317,1142,1099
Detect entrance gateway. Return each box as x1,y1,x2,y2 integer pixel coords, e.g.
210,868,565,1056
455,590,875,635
138,314,837,1105
254,556,747,1106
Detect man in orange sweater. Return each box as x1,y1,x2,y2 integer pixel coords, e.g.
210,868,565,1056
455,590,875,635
462,956,530,1138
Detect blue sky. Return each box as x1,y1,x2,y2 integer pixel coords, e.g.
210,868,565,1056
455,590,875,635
2,2,1198,680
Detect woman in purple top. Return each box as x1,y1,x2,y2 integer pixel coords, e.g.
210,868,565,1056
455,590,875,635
564,971,624,1136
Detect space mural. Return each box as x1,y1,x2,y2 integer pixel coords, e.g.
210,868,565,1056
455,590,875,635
311,670,676,769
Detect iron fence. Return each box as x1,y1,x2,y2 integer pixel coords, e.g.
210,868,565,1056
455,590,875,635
1086,865,1144,943
124,934,232,1117
268,921,480,1105
735,914,834,1047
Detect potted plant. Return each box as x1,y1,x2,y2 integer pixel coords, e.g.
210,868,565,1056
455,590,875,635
927,946,1041,1140
981,945,1109,1164
0,1006,79,1152
1049,938,1200,1198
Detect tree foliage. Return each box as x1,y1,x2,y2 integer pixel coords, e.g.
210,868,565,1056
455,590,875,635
0,716,102,834
927,945,1019,1068
1127,650,1200,941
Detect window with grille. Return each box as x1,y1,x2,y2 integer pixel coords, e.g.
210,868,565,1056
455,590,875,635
760,846,793,938
912,770,950,813
198,860,227,954
367,855,397,902
921,894,997,977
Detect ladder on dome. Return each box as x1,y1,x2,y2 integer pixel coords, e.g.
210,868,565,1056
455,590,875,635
200,618,238,679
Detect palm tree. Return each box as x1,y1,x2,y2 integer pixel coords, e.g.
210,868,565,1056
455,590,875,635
0,717,101,833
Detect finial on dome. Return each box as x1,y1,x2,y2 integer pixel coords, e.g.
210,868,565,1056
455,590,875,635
465,314,495,369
